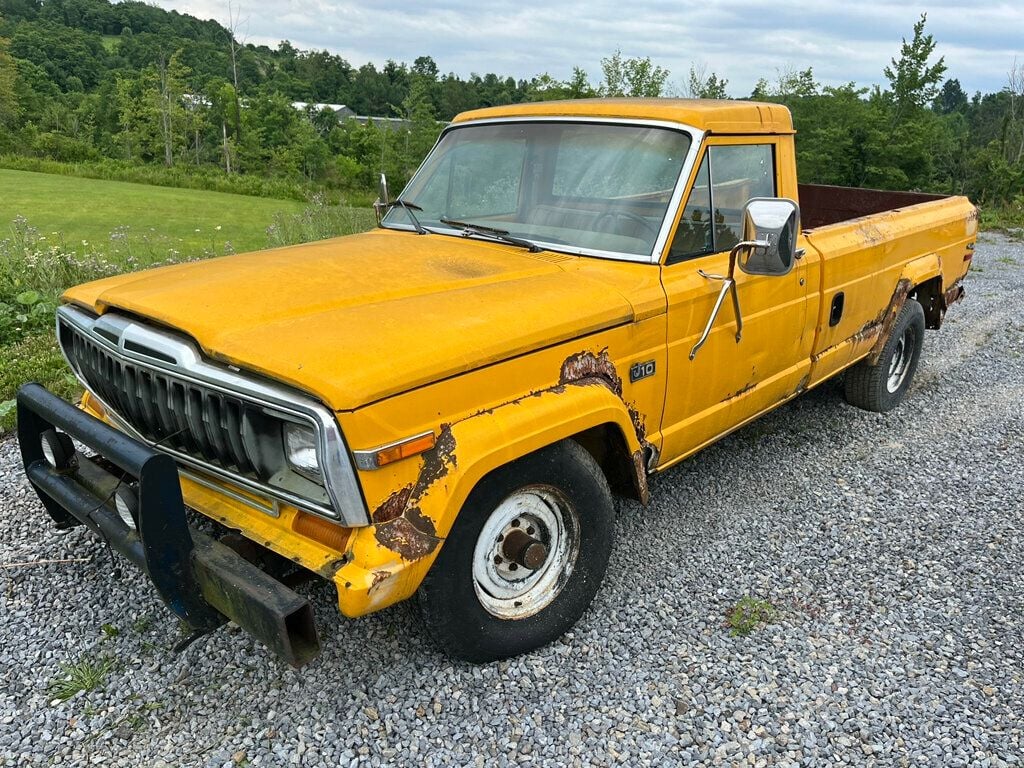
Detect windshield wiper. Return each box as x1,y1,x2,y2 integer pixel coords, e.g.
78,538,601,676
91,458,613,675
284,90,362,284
379,198,431,235
439,217,543,253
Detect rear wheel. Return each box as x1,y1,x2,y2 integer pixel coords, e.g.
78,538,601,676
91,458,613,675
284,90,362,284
418,440,615,663
844,298,925,412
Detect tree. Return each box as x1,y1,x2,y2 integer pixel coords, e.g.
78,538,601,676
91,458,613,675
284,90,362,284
1004,59,1024,165
114,73,143,160
685,63,729,99
883,13,946,119
934,78,968,115
403,77,439,176
0,38,21,133
143,49,189,165
528,67,596,102
751,67,817,100
224,1,246,138
206,78,237,172
599,50,669,97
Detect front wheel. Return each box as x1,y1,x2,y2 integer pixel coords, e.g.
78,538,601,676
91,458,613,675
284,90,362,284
418,440,615,663
844,298,925,412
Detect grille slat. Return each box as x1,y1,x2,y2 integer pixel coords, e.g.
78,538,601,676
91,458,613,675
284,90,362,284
222,399,252,473
63,326,261,481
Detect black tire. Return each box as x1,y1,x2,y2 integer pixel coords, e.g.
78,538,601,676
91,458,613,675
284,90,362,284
418,440,615,663
844,298,925,412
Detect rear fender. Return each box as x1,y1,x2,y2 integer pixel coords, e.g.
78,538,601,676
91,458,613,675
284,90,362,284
866,254,942,364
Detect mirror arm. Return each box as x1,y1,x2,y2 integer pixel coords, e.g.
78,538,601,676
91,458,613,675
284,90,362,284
689,278,735,360
373,172,390,225
689,241,759,361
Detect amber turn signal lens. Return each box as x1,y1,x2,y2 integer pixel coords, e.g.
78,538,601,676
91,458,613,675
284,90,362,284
293,511,351,551
374,432,436,467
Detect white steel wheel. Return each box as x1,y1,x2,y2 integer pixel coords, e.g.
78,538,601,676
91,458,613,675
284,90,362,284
885,326,916,393
471,486,580,619
418,440,615,663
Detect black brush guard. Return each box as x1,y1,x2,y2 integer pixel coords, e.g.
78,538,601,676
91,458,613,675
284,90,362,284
16,383,320,667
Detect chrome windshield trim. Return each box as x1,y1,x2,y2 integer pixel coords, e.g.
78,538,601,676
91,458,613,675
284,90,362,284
382,116,704,265
56,304,370,527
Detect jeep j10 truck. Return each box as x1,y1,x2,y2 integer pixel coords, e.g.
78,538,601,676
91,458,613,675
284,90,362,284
17,99,975,666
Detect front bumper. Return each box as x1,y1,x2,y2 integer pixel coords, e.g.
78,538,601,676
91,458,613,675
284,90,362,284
16,383,321,667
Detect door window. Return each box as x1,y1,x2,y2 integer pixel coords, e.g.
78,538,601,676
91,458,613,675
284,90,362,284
669,144,775,261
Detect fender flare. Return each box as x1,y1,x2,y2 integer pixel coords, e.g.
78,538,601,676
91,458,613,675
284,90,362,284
866,254,941,365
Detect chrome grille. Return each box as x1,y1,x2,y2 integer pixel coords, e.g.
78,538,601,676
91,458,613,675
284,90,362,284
54,304,371,527
65,327,258,476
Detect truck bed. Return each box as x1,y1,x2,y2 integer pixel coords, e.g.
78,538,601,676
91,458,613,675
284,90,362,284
799,183,948,230
798,184,975,389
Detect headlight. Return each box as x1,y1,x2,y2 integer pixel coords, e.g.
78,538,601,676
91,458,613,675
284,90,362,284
284,422,321,483
114,486,138,530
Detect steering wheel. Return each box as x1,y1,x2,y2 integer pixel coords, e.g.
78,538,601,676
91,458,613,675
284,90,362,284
593,210,659,240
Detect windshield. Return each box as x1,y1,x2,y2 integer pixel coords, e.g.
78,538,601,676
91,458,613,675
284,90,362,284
382,121,693,259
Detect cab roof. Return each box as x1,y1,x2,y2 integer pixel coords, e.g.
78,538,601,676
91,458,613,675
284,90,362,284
452,98,794,135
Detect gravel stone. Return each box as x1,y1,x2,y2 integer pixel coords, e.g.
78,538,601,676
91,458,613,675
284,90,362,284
1,234,1022,766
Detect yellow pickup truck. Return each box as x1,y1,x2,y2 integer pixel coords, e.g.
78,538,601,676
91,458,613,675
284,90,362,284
17,99,975,666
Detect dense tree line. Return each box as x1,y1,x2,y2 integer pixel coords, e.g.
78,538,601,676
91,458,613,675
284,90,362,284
0,1,1021,216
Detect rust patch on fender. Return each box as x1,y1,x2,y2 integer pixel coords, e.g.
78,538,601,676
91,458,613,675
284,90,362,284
368,569,390,595
416,423,457,491
867,278,913,365
371,486,413,525
375,517,439,561
371,424,455,561
559,349,623,396
560,349,653,505
631,450,650,505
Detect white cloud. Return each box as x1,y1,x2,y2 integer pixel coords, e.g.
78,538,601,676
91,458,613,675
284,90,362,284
148,0,1022,95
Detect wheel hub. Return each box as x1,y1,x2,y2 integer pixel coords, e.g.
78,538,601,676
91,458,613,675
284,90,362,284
472,487,580,619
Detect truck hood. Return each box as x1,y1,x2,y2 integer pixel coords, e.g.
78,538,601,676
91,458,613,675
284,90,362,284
63,229,635,410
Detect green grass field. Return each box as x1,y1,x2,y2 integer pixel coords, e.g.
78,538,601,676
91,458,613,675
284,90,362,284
0,169,376,431
0,168,309,257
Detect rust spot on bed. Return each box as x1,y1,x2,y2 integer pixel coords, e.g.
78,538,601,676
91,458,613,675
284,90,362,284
942,280,965,309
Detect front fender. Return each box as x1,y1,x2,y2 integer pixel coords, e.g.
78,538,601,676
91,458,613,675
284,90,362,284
332,379,644,616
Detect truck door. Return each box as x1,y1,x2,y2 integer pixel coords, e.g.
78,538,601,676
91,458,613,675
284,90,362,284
657,138,821,465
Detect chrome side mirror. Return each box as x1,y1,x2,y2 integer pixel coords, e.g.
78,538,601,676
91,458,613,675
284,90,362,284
735,197,800,277
373,173,390,224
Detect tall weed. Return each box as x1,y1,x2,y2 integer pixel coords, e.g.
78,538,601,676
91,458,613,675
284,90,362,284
266,193,375,247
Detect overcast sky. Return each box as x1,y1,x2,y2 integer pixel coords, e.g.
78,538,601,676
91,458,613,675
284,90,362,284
149,0,1021,96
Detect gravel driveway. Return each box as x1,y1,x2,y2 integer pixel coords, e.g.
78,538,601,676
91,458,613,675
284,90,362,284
2,234,1022,767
